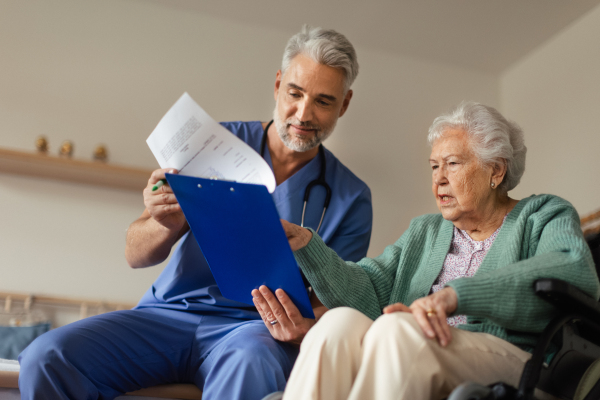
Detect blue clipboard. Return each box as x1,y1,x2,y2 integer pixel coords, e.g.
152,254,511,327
165,173,315,319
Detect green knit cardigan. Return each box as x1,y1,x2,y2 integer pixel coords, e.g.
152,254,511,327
294,194,600,353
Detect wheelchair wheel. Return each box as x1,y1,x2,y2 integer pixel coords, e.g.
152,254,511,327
447,382,491,400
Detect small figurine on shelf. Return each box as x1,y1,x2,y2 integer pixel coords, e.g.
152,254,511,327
59,140,74,158
93,145,108,162
35,136,49,154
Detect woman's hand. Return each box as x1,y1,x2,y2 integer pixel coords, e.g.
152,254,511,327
383,287,458,347
252,285,316,346
281,220,313,251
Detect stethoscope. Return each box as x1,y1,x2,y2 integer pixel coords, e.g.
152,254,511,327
260,120,332,233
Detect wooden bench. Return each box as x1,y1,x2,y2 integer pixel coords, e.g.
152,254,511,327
0,293,203,399
0,368,202,399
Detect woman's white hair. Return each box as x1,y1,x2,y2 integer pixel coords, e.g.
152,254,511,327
281,25,359,94
428,102,527,192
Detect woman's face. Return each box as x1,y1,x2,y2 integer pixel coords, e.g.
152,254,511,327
429,129,494,225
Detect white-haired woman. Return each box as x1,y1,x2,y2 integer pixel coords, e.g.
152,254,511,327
254,102,599,400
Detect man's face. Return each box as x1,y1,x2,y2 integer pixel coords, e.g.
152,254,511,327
273,54,352,152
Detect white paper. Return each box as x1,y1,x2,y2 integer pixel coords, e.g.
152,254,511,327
146,93,276,193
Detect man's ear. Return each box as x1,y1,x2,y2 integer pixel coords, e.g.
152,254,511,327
338,89,353,118
274,70,282,101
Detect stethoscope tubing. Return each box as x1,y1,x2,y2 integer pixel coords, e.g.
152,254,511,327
260,120,332,234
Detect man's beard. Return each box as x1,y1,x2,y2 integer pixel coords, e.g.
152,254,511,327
272,106,336,152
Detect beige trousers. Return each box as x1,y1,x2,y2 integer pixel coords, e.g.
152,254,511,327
283,307,532,400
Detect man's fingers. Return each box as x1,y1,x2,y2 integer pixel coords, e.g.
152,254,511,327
145,192,181,218
275,289,305,325
149,168,178,185
149,204,182,222
146,192,179,206
153,184,175,195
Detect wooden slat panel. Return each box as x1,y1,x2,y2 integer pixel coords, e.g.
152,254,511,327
0,291,135,311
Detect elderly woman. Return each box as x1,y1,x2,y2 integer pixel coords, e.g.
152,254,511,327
253,102,600,400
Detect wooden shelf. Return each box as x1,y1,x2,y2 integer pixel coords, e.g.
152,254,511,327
0,147,152,191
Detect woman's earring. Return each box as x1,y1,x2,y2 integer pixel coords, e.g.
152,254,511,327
491,182,496,188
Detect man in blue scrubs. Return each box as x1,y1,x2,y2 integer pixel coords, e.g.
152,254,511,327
19,25,372,400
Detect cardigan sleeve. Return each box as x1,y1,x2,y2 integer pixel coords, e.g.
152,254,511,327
447,197,600,333
294,229,407,320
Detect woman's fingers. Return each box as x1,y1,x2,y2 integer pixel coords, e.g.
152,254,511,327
259,286,291,325
253,293,266,316
426,307,451,347
252,289,277,326
382,303,411,314
252,286,316,345
409,290,456,347
413,305,449,346
383,301,447,344
280,220,312,251
253,289,279,333
252,286,291,328
412,307,436,340
440,309,452,344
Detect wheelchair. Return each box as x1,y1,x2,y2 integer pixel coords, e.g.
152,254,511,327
448,233,600,400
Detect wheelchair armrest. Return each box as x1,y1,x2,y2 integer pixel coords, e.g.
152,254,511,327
534,278,600,322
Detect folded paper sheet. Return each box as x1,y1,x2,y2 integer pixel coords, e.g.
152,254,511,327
147,93,276,193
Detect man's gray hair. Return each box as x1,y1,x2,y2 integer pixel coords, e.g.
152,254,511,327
427,102,527,192
281,25,359,93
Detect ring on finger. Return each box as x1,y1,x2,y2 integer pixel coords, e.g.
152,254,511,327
269,319,279,326
426,308,437,317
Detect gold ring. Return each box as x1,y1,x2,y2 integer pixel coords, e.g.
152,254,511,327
426,309,436,317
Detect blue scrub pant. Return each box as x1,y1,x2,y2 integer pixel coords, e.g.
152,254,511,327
18,308,298,400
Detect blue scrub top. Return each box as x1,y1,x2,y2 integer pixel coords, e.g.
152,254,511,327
136,121,373,319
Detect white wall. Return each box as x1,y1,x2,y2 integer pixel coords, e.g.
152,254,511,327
500,3,600,216
0,0,498,303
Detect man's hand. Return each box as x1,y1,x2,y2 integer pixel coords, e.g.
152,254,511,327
143,168,186,231
252,285,316,346
383,287,458,347
281,220,313,251
126,168,190,268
